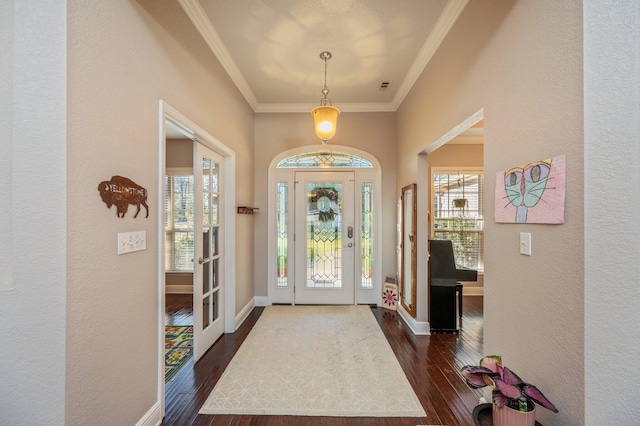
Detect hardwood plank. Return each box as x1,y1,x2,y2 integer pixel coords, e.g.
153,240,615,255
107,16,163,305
163,295,484,426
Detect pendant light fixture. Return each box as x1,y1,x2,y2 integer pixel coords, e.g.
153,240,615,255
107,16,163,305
311,51,340,144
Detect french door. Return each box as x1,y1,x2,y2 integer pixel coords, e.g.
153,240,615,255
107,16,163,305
294,171,355,304
193,142,225,360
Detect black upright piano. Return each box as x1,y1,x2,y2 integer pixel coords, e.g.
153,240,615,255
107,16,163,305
428,240,478,332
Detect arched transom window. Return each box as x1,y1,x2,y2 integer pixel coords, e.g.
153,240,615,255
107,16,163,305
276,151,373,168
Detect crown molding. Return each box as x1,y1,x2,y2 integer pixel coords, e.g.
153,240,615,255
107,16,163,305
178,0,259,110
255,102,397,113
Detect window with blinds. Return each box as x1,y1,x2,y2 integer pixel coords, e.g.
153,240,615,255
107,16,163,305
165,174,195,271
432,170,484,272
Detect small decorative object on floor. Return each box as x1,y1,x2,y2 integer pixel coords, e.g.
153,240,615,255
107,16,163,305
492,400,537,426
461,355,558,426
382,281,398,311
472,403,543,426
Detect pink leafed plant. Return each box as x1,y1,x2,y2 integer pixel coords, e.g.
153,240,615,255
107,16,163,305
461,355,558,413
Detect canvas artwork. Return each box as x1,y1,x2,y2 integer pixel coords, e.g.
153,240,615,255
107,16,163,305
494,154,566,224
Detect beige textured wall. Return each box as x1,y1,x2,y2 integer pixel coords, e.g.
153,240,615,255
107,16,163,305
427,144,483,170
253,112,397,297
66,1,254,424
397,0,584,424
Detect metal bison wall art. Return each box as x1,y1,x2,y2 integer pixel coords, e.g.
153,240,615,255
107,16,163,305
98,176,149,218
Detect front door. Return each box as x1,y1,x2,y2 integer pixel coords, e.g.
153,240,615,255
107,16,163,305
294,171,355,304
193,142,225,360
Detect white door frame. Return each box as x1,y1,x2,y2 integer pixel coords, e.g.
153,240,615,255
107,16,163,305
157,101,236,415
267,145,382,306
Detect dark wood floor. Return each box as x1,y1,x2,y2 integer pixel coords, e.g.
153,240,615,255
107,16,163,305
163,295,484,426
165,294,195,327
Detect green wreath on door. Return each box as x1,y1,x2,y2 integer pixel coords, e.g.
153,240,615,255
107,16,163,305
311,187,339,223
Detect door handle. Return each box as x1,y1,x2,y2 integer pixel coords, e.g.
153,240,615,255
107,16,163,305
347,226,353,238
198,257,211,264
346,242,354,247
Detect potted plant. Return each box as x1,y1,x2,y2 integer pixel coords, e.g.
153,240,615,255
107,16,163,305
453,198,467,208
461,355,558,426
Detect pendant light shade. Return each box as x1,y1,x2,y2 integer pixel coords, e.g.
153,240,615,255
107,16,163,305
311,104,340,142
311,51,340,144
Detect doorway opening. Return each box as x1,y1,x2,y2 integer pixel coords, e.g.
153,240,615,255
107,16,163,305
419,108,484,337
268,146,382,306
158,101,236,416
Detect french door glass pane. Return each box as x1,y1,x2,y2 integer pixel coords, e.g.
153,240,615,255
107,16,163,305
203,158,211,191
211,163,219,192
203,193,210,226
210,227,218,257
202,291,219,329
211,258,219,290
306,183,342,288
202,295,210,328
211,194,219,224
203,227,211,293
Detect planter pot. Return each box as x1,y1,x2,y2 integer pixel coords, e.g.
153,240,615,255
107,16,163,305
492,403,536,426
453,198,467,208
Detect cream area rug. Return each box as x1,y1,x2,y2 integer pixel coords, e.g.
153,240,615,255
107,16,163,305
199,305,426,417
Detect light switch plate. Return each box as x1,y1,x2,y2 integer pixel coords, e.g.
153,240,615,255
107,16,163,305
520,232,532,256
118,231,146,255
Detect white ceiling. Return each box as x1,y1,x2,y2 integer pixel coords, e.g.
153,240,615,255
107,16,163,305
178,0,470,113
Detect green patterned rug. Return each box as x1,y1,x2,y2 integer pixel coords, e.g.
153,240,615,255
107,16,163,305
165,325,193,382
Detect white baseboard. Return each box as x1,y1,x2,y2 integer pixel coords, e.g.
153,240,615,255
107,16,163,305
135,401,163,426
397,306,430,335
254,296,270,307
165,285,192,294
463,287,484,296
234,297,257,331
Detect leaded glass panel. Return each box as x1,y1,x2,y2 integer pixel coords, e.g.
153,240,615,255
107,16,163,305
361,182,374,288
306,183,343,288
277,151,373,168
276,182,288,287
